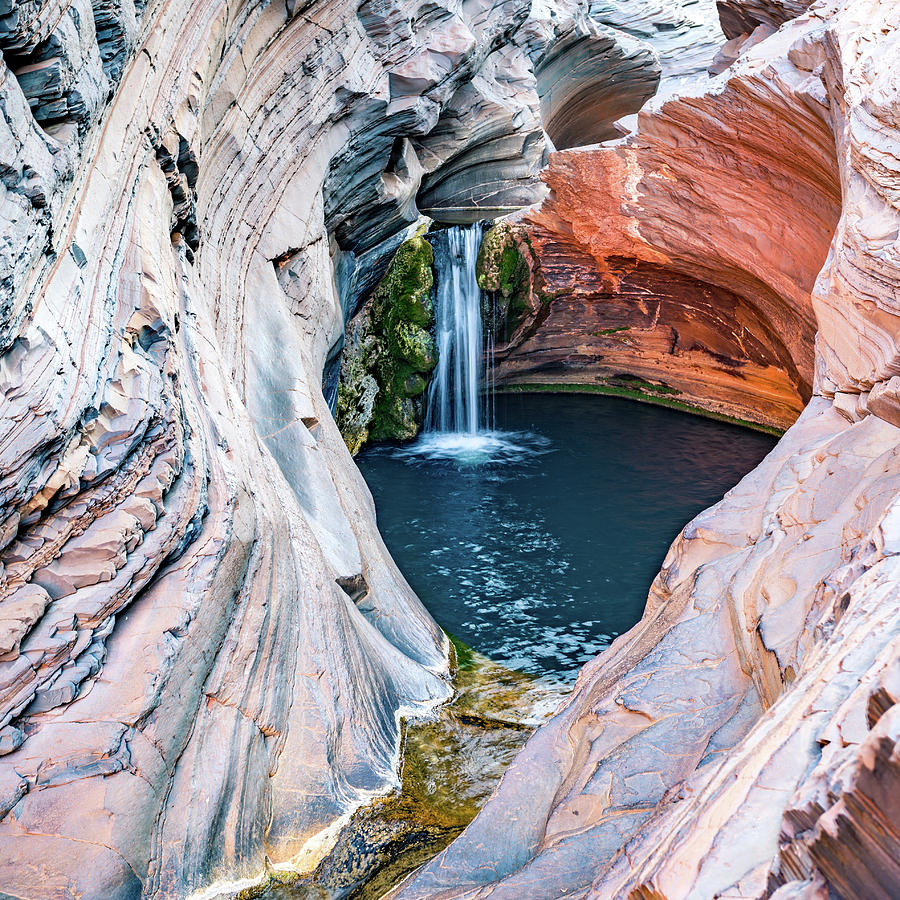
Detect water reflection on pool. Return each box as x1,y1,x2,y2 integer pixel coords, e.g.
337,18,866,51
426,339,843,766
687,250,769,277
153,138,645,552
357,393,777,681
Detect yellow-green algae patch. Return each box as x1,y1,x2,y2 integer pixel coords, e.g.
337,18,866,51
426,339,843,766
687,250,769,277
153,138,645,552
249,638,567,900
475,222,547,344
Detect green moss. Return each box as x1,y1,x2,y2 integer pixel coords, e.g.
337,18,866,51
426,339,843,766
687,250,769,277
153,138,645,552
371,236,434,328
593,326,630,336
476,223,539,342
497,381,784,436
392,320,436,370
235,869,299,900
337,235,438,452
609,373,681,395
404,372,427,396
368,237,436,442
447,633,475,672
644,382,681,395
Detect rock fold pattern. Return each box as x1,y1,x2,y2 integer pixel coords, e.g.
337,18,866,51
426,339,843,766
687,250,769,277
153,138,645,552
392,0,900,898
0,0,725,897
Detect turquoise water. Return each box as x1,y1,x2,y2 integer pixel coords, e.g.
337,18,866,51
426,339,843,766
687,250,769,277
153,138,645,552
357,393,776,681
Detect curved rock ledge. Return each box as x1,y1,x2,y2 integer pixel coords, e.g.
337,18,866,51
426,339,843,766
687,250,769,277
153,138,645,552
481,17,846,430
392,1,900,897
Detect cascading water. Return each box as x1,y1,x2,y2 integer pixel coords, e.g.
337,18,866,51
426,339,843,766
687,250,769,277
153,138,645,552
400,222,539,463
424,224,491,436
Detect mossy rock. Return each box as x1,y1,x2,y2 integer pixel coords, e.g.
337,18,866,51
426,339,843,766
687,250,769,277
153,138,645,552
336,234,438,453
371,235,434,328
476,222,541,343
392,320,436,370
369,390,419,443
404,372,427,397
337,374,378,456
336,314,381,455
255,642,569,900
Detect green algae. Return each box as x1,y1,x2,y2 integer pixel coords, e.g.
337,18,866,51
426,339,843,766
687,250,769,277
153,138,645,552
476,222,543,343
447,633,475,671
336,236,437,453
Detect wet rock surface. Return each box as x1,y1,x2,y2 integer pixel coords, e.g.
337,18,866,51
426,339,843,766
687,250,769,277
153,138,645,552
337,235,437,453
254,643,567,900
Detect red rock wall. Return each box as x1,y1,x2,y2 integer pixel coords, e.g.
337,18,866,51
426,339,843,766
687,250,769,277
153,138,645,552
493,61,842,430
495,248,809,428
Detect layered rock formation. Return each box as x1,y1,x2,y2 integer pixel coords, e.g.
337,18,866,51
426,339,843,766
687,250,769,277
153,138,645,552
478,32,844,431
0,0,726,898
333,0,723,453
5,0,900,897
392,0,900,898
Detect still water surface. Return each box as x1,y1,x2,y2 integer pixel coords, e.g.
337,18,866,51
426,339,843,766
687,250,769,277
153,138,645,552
357,393,776,682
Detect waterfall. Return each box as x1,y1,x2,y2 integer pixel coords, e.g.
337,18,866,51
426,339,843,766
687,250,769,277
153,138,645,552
425,224,492,436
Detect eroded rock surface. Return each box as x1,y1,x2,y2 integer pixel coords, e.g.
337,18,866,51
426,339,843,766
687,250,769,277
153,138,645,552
479,21,846,430
392,1,900,898
0,0,725,897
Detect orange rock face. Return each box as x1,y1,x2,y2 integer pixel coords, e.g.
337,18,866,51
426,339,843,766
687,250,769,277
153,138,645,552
486,56,844,429
492,246,810,428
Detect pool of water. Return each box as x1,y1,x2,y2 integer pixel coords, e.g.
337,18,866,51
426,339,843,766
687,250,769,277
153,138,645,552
357,393,777,682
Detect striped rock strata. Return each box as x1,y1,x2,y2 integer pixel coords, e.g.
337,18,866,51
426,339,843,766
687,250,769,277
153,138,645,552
481,17,843,431
393,0,900,898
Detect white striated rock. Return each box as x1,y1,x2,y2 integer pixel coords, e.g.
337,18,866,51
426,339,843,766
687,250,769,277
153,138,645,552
0,0,724,897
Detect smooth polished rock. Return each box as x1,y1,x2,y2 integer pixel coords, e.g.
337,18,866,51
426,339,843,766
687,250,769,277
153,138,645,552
0,0,724,897
392,1,900,898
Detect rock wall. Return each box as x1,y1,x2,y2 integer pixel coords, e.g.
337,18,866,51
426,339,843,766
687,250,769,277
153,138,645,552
0,0,724,898
10,0,900,896
479,22,846,430
392,0,900,897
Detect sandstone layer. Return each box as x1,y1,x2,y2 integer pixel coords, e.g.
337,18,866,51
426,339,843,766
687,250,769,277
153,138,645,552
0,0,725,898
392,0,900,898
479,23,846,431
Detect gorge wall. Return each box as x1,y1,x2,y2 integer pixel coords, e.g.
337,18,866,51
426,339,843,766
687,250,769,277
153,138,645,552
391,0,900,898
475,29,841,432
0,0,898,900
0,0,725,898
